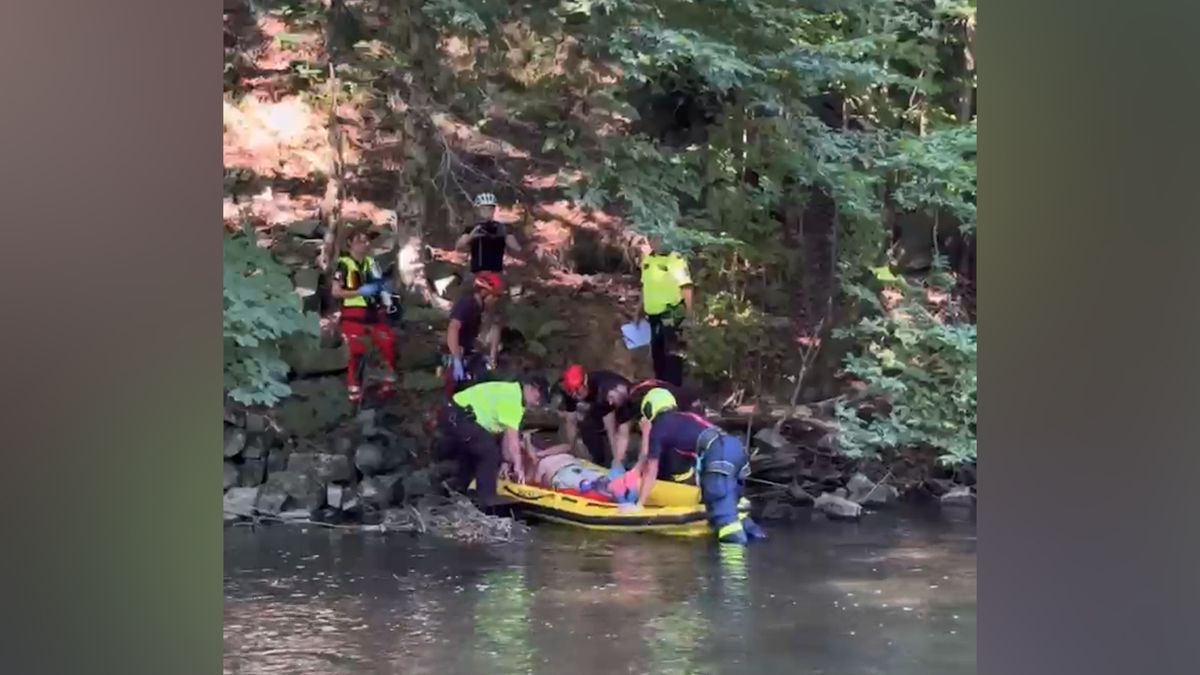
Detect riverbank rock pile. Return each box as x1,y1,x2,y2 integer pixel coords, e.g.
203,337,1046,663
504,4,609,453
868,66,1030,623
223,403,453,525
745,425,976,522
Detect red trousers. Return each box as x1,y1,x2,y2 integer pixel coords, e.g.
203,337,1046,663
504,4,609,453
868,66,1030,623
340,312,396,389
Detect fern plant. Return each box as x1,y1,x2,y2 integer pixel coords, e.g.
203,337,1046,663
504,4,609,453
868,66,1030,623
224,232,320,406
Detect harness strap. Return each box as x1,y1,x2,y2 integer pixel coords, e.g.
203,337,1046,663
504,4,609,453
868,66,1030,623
705,460,737,477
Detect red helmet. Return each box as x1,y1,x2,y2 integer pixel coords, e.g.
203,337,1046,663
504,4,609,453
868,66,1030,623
562,364,587,396
473,271,505,295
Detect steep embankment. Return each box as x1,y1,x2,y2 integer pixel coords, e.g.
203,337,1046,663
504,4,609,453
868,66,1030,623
222,3,976,527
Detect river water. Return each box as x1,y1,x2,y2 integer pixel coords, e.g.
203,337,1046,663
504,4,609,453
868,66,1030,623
224,507,976,675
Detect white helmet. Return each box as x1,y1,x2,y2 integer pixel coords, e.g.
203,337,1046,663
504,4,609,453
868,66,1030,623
473,193,497,207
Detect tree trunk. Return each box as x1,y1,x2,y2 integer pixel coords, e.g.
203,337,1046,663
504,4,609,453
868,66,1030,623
318,27,344,272
957,16,977,124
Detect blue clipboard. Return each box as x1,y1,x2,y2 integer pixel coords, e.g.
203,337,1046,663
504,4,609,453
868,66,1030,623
620,320,652,350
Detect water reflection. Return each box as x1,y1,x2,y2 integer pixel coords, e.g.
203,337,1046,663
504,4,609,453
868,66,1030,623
225,511,976,675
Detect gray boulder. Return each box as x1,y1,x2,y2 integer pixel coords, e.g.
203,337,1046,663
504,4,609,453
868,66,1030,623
287,219,322,238
940,486,976,508
272,377,351,437
814,492,863,520
292,268,321,297
846,472,875,501
326,483,362,512
359,473,403,509
223,461,238,491
786,482,815,506
287,452,353,483
847,472,899,505
223,427,247,458
239,458,266,488
262,470,325,514
354,442,402,476
266,446,291,475
753,427,797,454
354,409,378,435
326,483,348,510
255,489,287,516
224,487,260,519
325,433,355,457
241,435,267,460
922,478,955,496
866,484,899,505
759,500,798,521
402,469,434,500
244,412,269,433
288,345,350,377
278,509,314,522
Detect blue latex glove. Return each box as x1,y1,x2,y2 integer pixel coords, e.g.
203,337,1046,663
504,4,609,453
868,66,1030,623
607,465,625,481
358,282,381,297
450,356,466,381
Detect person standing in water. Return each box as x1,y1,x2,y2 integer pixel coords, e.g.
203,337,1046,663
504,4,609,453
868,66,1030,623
633,388,766,545
455,192,520,368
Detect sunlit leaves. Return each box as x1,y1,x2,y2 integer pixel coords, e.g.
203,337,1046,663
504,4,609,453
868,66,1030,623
224,233,320,406
834,273,976,464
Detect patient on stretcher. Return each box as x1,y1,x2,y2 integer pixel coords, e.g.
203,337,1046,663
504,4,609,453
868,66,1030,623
510,433,641,504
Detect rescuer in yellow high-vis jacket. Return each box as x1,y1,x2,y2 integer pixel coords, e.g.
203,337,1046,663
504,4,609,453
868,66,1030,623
639,234,694,386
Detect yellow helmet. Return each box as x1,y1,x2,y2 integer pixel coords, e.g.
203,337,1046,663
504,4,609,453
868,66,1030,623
640,387,678,422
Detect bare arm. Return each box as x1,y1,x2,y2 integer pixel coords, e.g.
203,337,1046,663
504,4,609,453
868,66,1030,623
502,427,525,483
560,411,580,453
637,458,659,508
455,226,481,251
611,421,632,468
631,418,652,496
505,233,521,254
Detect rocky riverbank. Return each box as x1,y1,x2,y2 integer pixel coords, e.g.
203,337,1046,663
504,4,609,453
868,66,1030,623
223,387,976,535
223,401,447,522
741,426,977,523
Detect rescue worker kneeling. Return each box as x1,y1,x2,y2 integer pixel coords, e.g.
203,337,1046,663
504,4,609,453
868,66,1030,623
438,376,548,507
633,388,766,545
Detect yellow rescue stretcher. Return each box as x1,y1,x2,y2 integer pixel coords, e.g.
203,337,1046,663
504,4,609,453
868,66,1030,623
474,460,751,538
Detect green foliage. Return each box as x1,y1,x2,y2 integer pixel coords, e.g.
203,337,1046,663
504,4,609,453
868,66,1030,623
683,291,784,387
882,123,977,232
224,233,320,406
506,305,571,361
225,0,978,453
832,266,976,464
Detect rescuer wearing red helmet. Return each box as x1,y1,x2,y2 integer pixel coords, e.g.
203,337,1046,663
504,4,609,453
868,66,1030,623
557,364,702,470
444,271,504,395
558,365,632,469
